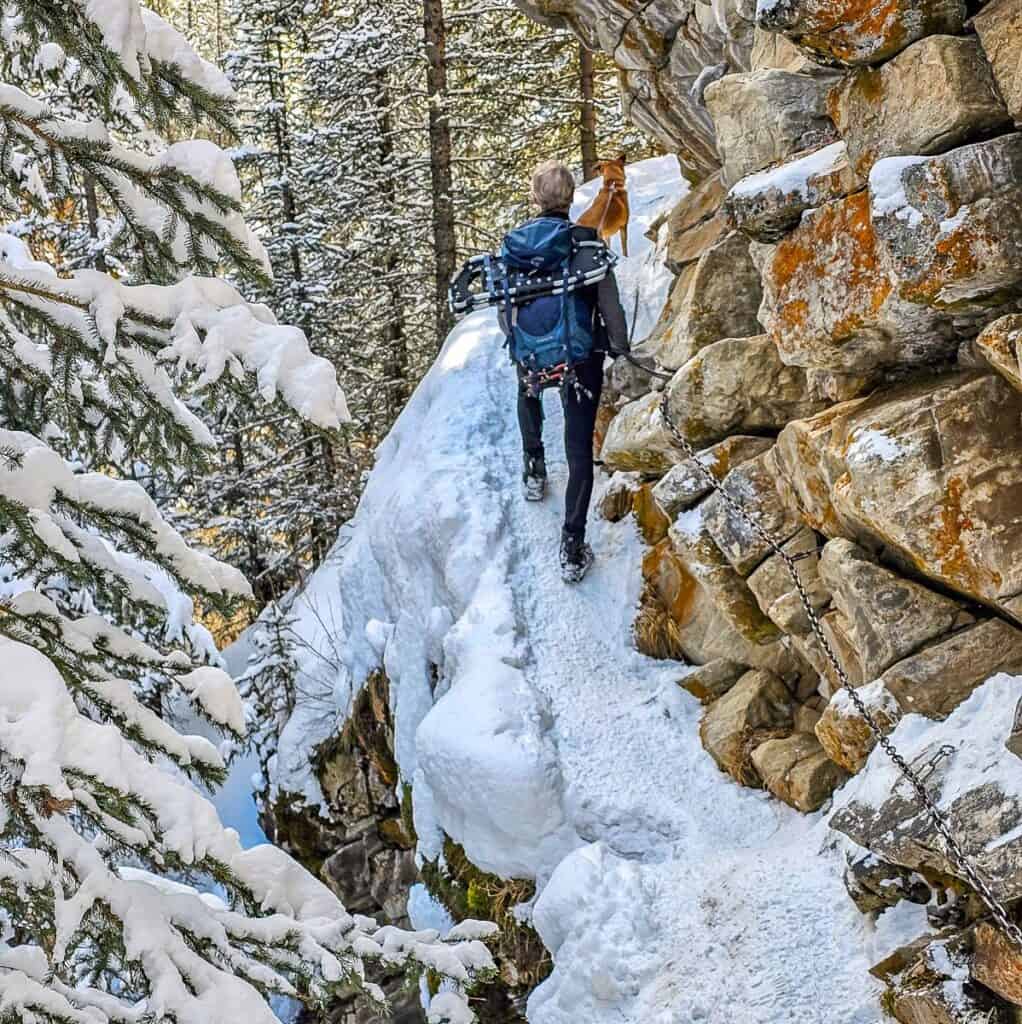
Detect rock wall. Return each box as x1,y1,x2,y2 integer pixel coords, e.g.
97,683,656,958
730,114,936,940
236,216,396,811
260,671,544,1023
523,0,1022,1019
259,671,426,1023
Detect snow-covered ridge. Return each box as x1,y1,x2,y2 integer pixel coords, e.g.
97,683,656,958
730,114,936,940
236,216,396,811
263,157,888,1022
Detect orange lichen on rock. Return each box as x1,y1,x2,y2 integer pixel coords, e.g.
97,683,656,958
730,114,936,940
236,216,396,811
780,0,962,65
931,477,1001,598
766,192,893,366
642,539,701,628
897,221,987,306
632,484,671,546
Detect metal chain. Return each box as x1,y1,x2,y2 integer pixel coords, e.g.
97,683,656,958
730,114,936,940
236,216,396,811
654,387,1022,949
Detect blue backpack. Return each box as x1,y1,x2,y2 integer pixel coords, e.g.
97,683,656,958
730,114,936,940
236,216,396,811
500,218,597,374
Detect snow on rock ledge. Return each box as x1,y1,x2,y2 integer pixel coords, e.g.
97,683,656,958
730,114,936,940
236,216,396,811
831,674,1022,900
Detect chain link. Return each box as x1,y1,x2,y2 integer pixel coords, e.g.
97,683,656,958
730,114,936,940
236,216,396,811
655,389,1022,949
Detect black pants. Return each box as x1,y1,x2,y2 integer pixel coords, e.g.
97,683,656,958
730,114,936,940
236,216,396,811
517,353,605,540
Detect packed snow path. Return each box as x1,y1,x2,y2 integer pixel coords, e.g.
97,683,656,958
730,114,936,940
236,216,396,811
480,314,879,1024
271,159,887,1023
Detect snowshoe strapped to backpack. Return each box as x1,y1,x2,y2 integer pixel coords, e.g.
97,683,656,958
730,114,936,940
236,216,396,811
448,219,617,396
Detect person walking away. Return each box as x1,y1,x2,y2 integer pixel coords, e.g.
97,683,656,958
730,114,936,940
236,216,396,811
499,160,630,583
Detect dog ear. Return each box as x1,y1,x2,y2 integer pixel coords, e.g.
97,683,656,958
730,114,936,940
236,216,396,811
616,153,627,165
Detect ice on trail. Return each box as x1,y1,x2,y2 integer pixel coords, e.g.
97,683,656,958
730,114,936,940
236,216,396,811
269,157,882,1022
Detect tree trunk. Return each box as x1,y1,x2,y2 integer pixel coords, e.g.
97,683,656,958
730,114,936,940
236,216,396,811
84,176,107,273
267,32,334,563
271,35,304,297
373,72,410,420
579,43,599,181
423,0,456,347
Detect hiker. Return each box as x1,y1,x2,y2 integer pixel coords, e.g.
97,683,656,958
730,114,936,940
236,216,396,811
499,159,630,584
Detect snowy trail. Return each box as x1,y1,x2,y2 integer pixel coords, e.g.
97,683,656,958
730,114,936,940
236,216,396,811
269,157,885,1022
464,165,881,1021
482,312,880,1024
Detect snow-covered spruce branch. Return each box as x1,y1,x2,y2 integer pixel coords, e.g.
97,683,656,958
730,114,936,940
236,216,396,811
0,427,248,600
0,637,495,1022
0,84,266,283
13,1,236,132
0,590,240,786
0,262,350,460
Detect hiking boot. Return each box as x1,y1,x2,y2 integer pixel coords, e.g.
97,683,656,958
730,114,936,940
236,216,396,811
560,532,594,584
523,454,547,502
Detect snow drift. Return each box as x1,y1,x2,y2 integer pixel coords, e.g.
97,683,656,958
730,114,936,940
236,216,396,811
251,156,1022,1023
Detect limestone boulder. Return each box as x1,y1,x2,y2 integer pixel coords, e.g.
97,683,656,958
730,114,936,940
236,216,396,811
703,69,837,187
843,847,931,914
830,674,1022,901
665,174,728,271
829,36,1010,177
600,391,679,474
816,681,902,773
639,538,802,676
816,619,1022,773
805,368,877,403
515,0,757,181
830,374,1022,614
599,471,643,523
974,0,1022,127
750,26,816,72
700,669,795,786
323,834,417,922
817,539,965,687
760,191,955,373
754,0,966,67
882,937,1006,1024
769,400,868,536
621,68,723,182
882,619,1022,720
726,140,863,243
631,482,671,546
973,923,1022,1007
679,658,748,704
870,134,1022,312
772,373,1022,615
669,510,782,649
976,315,1022,392
748,528,830,634
651,435,773,518
664,335,827,447
702,450,804,575
656,232,764,370
793,702,822,733
606,346,661,402
751,732,847,810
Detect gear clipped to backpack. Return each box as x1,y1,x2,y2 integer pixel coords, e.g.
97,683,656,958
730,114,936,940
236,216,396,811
448,217,617,398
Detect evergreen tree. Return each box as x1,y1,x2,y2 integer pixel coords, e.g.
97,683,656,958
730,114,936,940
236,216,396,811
167,0,651,623
0,5,486,1020
235,598,298,801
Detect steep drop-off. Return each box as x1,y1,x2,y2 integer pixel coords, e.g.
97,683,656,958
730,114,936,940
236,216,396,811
254,1,1022,1017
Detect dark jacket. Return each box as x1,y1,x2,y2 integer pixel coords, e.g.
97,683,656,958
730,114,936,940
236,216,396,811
498,209,629,357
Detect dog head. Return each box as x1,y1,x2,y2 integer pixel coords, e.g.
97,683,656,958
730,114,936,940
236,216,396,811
596,155,627,186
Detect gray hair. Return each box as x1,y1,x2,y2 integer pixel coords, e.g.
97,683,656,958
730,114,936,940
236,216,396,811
530,160,575,213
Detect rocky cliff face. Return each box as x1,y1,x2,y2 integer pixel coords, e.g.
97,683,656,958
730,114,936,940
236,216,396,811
520,0,1022,1019
259,669,547,1023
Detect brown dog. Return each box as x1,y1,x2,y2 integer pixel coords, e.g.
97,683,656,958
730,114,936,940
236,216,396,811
577,155,630,257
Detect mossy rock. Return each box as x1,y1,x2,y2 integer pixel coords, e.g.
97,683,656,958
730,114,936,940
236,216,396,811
421,837,551,1017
